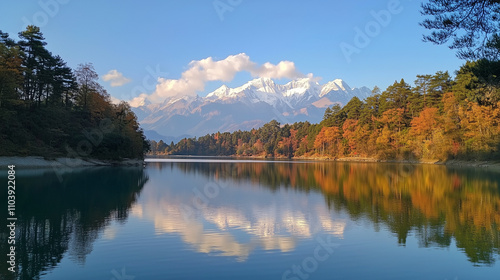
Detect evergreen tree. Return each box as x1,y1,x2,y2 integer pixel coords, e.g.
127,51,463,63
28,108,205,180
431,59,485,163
18,25,49,105
1,26,149,159
421,0,500,60
0,31,23,108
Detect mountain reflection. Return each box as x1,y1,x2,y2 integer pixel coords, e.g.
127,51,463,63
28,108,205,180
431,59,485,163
3,161,498,280
134,165,346,261
147,161,500,265
0,167,148,280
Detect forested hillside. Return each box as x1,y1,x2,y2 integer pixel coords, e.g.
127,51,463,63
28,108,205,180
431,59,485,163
0,26,149,159
151,62,500,161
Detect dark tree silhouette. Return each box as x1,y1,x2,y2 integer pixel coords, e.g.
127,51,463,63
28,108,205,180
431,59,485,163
0,26,149,159
420,0,500,60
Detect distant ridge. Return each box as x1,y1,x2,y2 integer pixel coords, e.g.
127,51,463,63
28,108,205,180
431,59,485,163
132,77,372,139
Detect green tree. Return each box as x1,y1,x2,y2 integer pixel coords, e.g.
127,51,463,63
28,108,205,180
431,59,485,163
322,104,345,127
429,71,453,108
359,93,380,126
379,79,413,127
50,55,77,107
1,26,148,160
414,71,453,110
342,96,363,120
0,31,23,108
258,120,280,154
380,79,412,112
414,74,431,108
454,60,500,105
18,25,50,106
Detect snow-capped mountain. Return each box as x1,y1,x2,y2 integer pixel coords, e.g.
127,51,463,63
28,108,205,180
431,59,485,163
132,78,371,139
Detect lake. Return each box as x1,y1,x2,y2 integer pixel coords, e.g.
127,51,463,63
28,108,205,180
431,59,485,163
1,159,499,279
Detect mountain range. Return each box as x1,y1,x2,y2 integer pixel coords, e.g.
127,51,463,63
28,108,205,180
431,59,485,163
131,77,372,141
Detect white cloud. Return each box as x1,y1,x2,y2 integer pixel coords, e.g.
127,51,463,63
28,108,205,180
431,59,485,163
102,226,117,240
252,61,303,79
129,93,149,107
102,70,131,87
109,95,122,105
132,53,307,106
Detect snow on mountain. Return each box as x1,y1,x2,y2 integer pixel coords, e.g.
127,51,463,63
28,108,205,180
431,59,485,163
206,85,231,99
321,79,350,96
204,77,369,109
132,78,372,139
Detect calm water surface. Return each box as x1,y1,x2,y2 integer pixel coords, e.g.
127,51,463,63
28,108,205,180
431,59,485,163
1,159,500,279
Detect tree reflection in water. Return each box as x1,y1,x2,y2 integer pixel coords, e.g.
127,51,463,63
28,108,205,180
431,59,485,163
0,167,148,280
151,161,500,266
2,161,499,280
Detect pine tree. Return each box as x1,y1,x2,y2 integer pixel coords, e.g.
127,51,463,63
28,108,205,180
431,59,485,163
18,25,49,106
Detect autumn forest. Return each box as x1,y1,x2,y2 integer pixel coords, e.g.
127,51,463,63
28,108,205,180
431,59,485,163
150,60,500,162
0,26,149,159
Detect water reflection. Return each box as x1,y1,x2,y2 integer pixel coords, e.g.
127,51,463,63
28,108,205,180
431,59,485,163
2,161,499,280
0,167,148,280
146,161,500,265
134,164,346,261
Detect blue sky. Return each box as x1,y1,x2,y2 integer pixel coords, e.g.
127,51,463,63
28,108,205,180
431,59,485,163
1,0,463,104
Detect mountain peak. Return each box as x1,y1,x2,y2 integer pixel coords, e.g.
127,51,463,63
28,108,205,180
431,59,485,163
320,79,352,97
133,77,372,138
206,84,233,99
331,79,350,90
247,77,275,88
203,77,368,105
254,77,273,82
284,77,315,87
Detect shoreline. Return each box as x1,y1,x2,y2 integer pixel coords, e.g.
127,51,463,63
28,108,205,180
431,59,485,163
6,155,498,170
0,156,144,168
147,154,500,169
297,156,500,168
